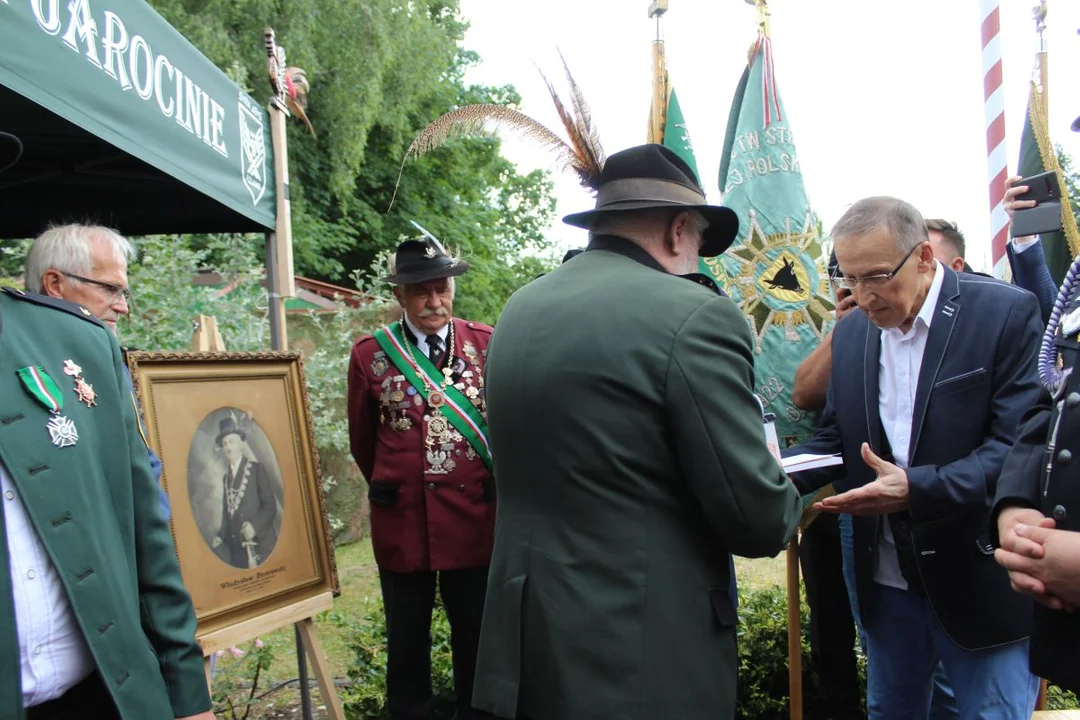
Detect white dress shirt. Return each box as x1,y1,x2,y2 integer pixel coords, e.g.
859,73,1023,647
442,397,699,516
1,462,95,706
403,314,450,360
874,260,945,590
1011,235,1040,254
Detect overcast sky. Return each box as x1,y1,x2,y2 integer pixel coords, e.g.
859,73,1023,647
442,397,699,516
457,0,1080,271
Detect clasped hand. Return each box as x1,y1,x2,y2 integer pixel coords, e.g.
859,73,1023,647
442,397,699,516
812,442,910,515
995,507,1080,612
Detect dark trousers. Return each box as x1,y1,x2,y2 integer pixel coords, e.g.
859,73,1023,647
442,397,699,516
26,672,120,720
380,566,489,720
800,513,865,720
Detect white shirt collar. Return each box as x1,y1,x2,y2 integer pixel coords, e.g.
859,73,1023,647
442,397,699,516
402,314,450,356
885,260,944,338
229,457,243,477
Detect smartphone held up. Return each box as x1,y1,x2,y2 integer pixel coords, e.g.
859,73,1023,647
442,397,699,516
1011,170,1064,237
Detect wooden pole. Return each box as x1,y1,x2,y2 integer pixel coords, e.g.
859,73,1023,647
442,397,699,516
754,0,772,39
1036,0,1048,120
648,40,668,144
297,617,347,719
191,315,226,352
786,536,802,720
268,103,296,301
265,232,288,350
646,1,668,145
266,101,291,349
1038,51,1048,120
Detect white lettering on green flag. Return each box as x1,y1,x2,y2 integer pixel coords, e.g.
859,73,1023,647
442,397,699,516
662,88,700,184
703,36,835,445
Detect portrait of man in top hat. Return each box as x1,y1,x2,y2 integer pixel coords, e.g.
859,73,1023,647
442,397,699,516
186,407,283,570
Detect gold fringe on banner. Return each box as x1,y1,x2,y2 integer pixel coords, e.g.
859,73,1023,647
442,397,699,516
1029,81,1080,259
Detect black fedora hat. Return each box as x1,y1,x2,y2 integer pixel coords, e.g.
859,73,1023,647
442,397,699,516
0,132,22,174
562,144,740,257
216,416,246,446
383,221,470,285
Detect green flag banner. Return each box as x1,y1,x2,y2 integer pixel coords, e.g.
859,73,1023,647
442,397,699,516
0,0,276,231
1016,81,1080,286
702,36,834,446
661,88,700,184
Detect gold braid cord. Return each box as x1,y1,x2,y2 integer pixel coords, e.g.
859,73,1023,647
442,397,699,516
1029,81,1080,258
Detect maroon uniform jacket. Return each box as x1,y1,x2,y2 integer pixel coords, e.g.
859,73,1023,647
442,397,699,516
347,317,496,573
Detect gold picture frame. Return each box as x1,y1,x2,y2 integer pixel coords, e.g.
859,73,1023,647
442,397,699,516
126,351,338,640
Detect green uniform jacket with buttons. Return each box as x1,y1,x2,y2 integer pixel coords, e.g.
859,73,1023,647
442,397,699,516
472,236,803,720
0,288,210,719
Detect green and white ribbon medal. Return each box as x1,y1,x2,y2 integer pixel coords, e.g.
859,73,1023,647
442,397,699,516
17,366,79,447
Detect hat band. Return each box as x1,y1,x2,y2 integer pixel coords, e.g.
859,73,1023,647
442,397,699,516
595,178,706,209
396,256,458,273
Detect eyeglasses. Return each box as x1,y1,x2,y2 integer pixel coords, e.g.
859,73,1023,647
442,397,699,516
829,243,922,291
62,272,132,303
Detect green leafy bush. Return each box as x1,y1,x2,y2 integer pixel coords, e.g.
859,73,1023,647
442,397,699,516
735,584,853,720
1048,683,1080,710
209,638,276,720
333,584,1079,718
332,585,845,720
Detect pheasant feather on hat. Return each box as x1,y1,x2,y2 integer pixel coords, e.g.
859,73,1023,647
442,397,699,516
388,52,605,210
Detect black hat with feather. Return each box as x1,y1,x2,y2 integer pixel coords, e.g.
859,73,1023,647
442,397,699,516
561,144,739,257
383,220,470,285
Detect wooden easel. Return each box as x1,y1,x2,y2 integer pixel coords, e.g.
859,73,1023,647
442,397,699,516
191,315,344,720
786,486,834,720
786,536,802,720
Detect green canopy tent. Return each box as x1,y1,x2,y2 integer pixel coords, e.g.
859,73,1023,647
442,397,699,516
0,0,276,237
0,0,295,343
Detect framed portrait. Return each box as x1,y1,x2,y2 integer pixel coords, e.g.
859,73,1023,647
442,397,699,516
126,351,339,638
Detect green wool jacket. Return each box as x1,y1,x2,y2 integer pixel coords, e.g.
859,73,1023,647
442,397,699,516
472,237,802,720
0,288,210,719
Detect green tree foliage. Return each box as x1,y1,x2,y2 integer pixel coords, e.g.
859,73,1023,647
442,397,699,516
145,0,557,322
123,235,268,352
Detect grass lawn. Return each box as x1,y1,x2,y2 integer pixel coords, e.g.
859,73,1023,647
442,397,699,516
213,540,790,717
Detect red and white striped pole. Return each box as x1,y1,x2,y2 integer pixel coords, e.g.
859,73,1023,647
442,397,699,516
980,0,1009,278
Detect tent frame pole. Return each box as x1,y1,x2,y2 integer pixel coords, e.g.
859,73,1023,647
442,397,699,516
265,231,285,350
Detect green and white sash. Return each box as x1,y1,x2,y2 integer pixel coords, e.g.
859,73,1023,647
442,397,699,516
374,322,493,471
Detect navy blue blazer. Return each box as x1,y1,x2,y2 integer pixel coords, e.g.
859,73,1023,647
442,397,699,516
788,267,1042,650
1007,239,1057,325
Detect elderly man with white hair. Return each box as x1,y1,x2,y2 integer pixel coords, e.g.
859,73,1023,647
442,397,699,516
26,224,134,332
25,223,170,521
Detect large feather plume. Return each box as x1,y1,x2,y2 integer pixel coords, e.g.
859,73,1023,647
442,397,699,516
387,56,606,212
556,50,605,177
284,67,315,136
406,104,570,162
537,66,602,189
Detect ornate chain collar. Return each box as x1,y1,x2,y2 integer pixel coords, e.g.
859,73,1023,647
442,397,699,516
399,319,455,391
226,460,252,518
